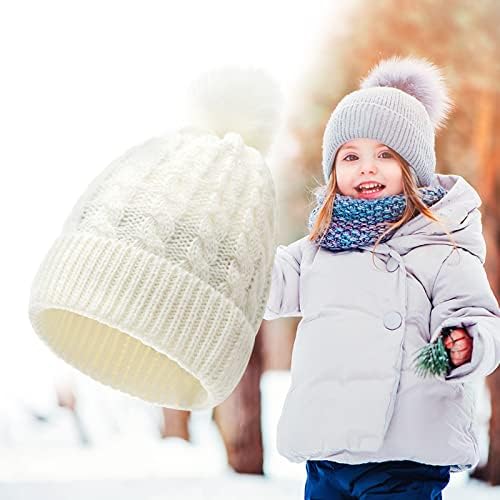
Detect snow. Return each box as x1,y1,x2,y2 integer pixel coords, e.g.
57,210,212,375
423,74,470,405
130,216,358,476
3,0,499,497
1,368,500,499
1,476,305,500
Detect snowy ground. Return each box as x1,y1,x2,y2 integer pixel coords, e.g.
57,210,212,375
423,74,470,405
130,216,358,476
2,475,498,500
1,369,499,499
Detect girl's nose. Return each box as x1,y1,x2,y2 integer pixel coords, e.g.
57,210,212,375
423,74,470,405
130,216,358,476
360,161,377,174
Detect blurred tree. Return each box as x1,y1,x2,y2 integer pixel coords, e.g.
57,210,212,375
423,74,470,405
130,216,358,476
281,0,500,484
160,407,189,441
212,326,264,474
55,378,91,446
469,86,500,484
161,325,265,474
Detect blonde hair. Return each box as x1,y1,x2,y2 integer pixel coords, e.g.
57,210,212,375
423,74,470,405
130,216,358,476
308,146,457,261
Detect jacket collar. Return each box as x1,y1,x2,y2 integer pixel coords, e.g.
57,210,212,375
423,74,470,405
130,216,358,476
384,174,485,262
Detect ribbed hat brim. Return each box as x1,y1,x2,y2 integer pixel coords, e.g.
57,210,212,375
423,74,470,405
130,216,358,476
28,232,257,410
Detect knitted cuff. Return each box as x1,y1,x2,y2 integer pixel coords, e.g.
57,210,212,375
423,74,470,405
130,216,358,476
28,232,256,409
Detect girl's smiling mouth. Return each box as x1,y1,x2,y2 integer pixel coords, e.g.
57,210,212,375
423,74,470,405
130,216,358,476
355,182,386,198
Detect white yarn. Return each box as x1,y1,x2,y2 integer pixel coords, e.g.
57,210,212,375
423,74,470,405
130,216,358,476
186,65,284,154
28,110,277,411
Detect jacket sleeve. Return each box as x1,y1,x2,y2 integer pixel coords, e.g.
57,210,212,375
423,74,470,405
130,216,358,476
263,236,305,320
429,247,500,383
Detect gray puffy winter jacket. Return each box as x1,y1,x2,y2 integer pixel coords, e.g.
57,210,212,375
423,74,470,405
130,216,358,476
263,173,500,472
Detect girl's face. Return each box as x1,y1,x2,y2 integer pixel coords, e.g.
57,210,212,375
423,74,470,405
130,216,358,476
334,138,404,199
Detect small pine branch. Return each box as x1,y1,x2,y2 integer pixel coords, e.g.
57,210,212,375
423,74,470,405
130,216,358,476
413,336,451,378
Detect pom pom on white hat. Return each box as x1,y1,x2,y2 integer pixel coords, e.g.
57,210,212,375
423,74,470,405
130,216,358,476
186,65,284,155
28,66,282,410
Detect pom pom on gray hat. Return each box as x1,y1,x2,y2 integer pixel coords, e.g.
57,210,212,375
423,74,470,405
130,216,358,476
28,66,283,411
321,55,454,187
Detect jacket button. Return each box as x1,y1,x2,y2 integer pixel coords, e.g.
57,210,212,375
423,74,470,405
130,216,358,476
386,256,399,272
384,311,402,330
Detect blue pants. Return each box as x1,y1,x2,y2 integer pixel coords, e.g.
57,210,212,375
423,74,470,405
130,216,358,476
305,459,451,499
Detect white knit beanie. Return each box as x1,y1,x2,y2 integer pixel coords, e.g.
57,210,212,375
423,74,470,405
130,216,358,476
28,66,283,410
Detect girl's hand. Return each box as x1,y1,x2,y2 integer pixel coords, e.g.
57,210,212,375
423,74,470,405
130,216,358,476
442,327,473,368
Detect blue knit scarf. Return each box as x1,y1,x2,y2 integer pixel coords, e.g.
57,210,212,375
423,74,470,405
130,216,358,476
307,186,448,251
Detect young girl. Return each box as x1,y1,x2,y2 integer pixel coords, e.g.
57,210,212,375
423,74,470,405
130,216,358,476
263,56,500,499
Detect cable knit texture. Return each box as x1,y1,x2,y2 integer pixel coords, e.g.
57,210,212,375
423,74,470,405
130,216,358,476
307,185,447,250
28,126,277,410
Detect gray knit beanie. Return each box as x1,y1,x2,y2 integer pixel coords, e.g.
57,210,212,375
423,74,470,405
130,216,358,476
322,56,454,187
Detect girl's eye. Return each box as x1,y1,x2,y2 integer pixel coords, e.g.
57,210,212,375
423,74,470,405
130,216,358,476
343,154,358,161
342,151,392,162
